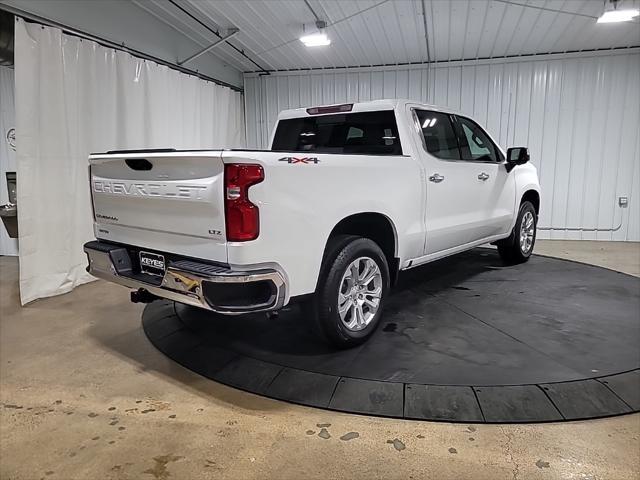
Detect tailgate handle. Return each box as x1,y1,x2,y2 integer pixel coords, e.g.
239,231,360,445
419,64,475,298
125,159,153,171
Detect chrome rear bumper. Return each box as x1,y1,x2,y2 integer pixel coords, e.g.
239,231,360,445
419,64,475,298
83,241,287,314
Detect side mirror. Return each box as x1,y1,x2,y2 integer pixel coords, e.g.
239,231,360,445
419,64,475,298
506,147,530,172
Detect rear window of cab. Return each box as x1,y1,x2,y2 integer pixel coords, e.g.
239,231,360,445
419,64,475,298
271,110,402,155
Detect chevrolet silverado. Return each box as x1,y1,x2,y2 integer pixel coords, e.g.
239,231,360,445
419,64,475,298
84,99,540,348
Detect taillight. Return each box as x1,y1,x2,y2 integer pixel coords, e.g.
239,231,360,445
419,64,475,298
224,164,264,242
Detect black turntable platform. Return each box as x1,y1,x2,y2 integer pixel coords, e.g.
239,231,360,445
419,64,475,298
142,249,640,423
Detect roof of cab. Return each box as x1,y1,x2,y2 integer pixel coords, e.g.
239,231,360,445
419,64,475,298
277,99,461,120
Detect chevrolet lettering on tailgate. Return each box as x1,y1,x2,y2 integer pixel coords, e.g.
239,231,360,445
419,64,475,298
93,180,209,200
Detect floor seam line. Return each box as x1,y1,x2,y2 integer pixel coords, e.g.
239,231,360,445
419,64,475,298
327,377,343,407
471,386,487,422
595,378,634,411
535,384,566,420
264,366,286,393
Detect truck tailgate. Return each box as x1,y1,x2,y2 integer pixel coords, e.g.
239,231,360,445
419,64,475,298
89,151,227,263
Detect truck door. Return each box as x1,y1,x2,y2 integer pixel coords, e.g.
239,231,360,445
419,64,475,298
453,115,516,239
410,108,484,255
410,108,513,256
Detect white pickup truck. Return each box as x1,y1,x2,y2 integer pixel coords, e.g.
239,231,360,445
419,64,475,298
84,99,540,348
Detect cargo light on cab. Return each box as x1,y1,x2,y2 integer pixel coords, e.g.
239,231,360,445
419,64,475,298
306,104,353,115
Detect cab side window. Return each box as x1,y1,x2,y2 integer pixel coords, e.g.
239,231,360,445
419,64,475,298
455,116,500,163
415,110,461,160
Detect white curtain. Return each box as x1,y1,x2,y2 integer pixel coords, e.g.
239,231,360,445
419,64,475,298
0,66,18,256
14,18,246,305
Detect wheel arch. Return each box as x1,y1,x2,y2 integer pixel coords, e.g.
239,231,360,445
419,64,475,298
521,189,540,215
323,212,400,285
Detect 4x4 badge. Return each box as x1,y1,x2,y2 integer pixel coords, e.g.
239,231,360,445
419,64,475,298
278,156,320,164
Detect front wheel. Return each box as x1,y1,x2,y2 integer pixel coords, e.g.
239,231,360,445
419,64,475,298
497,201,537,265
313,235,390,348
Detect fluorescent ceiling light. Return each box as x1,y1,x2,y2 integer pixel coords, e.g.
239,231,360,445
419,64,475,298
300,32,331,47
597,8,639,23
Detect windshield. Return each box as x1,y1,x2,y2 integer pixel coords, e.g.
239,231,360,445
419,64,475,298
271,110,402,155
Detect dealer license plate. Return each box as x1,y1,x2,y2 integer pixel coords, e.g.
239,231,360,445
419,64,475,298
139,251,166,276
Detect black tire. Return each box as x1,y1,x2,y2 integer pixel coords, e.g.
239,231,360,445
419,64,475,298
311,235,390,349
497,201,537,265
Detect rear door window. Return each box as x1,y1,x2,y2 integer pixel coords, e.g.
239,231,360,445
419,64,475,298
271,110,402,155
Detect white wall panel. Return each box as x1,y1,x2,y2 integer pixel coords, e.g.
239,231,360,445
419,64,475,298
245,51,640,241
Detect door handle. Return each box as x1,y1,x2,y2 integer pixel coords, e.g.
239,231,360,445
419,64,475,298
429,173,445,183
478,172,490,181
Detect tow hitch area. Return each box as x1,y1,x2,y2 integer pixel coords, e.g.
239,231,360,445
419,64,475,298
130,288,160,304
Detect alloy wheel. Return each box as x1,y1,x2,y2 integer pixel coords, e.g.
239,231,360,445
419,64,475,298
337,257,383,331
520,211,535,254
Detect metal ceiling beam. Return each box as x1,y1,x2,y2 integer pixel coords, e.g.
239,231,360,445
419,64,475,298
303,0,327,30
167,0,270,74
420,0,432,64
178,28,239,66
0,3,242,91
492,0,599,19
243,45,640,74
420,0,432,100
303,0,322,23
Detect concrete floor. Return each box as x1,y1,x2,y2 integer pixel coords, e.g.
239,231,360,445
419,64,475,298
1,240,639,480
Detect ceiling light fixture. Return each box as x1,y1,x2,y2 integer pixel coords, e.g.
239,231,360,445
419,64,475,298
300,20,331,47
597,9,639,22
597,0,639,23
300,32,331,47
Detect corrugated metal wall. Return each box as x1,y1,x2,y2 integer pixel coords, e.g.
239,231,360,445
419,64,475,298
244,51,640,241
